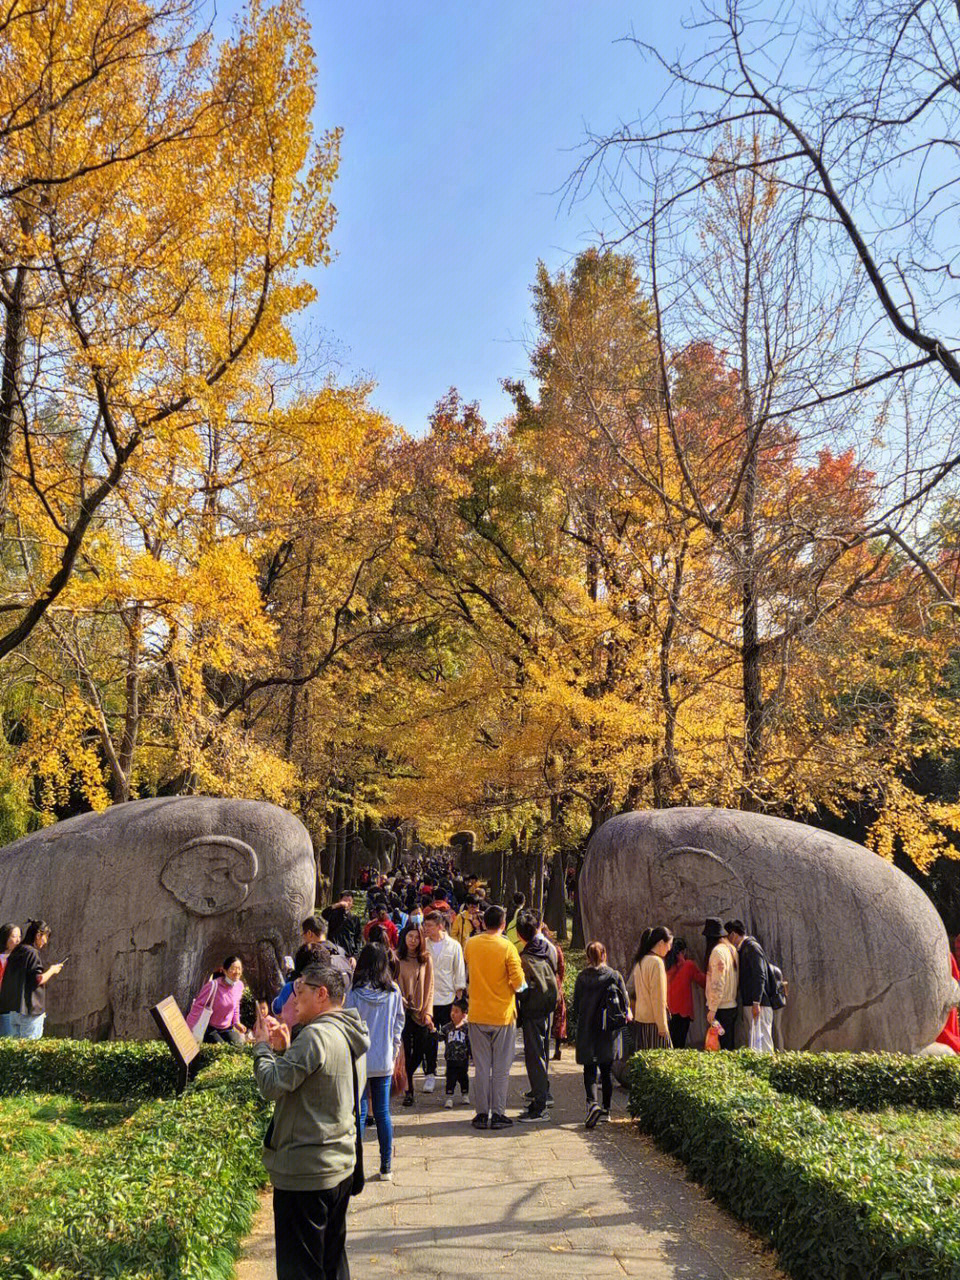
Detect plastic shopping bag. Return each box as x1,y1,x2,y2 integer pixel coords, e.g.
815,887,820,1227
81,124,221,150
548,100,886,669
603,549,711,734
748,1015,763,1052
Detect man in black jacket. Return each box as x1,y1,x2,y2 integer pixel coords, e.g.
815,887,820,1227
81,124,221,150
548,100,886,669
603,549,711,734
725,920,774,1053
322,894,362,957
515,911,559,1122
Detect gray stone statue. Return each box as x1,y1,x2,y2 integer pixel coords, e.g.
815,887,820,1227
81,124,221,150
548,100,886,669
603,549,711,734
366,826,398,873
0,796,315,1040
450,830,476,858
580,807,958,1053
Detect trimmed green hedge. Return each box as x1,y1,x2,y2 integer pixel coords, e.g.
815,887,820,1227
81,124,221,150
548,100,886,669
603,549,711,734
743,1049,960,1110
628,1051,960,1280
0,1036,224,1100
3,1051,270,1280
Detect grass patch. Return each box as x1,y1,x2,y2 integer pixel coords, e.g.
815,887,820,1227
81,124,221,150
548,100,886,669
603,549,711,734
0,1093,138,1231
0,1043,269,1280
628,1050,960,1280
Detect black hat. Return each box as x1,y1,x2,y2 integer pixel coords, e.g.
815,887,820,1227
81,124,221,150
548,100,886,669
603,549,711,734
702,917,725,939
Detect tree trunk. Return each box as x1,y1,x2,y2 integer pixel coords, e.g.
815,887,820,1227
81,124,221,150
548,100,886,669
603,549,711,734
0,263,27,530
492,848,505,904
346,819,360,888
544,848,567,940
334,815,347,899
284,542,314,758
571,851,586,949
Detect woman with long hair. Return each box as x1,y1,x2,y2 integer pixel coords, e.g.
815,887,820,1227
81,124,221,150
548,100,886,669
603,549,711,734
346,943,405,1180
396,924,434,1107
185,954,250,1045
0,919,64,1039
630,926,673,1051
572,941,631,1129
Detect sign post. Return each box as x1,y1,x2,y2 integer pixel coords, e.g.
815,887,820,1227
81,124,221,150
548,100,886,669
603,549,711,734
150,996,200,1094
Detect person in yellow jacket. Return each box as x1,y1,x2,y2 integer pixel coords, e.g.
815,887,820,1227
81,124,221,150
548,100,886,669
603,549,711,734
504,892,526,946
450,896,482,947
463,905,524,1130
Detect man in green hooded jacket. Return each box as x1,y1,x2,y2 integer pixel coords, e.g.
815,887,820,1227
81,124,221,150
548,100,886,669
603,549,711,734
254,958,370,1280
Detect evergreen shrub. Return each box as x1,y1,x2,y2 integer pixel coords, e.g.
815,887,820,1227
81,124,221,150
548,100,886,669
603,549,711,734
627,1051,960,1280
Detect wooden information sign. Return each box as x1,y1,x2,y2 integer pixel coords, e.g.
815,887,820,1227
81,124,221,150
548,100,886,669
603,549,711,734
150,996,200,1094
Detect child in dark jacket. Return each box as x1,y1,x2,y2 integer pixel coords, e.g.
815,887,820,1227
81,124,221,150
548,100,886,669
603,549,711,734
440,1000,471,1106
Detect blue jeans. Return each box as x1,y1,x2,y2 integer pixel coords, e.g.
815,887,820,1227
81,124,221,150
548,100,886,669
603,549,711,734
9,1012,44,1039
0,1013,12,1037
359,1073,393,1172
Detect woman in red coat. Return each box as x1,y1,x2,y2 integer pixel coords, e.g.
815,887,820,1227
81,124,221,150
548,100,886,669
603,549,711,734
665,937,706,1048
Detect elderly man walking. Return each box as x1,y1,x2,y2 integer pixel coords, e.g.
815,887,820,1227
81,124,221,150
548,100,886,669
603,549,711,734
253,959,370,1280
463,904,524,1130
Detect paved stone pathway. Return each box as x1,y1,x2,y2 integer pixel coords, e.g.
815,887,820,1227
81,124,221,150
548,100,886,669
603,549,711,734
236,1054,783,1280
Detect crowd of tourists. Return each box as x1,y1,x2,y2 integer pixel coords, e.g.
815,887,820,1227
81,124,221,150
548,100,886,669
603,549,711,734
0,851,931,1280
231,856,796,1280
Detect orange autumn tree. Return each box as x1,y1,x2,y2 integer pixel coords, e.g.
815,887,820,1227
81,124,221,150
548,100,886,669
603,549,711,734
370,247,960,882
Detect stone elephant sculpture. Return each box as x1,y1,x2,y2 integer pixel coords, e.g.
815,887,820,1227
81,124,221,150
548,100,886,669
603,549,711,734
0,796,315,1040
365,826,398,873
581,807,958,1053
450,830,476,859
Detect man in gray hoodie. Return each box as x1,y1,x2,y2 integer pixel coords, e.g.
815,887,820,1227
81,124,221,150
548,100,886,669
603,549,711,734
254,958,370,1280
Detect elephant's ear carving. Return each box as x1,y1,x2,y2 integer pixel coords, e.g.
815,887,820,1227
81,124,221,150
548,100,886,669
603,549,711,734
653,846,748,923
161,836,259,916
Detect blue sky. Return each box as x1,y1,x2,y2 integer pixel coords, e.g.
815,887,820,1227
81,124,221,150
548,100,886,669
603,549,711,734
301,3,681,434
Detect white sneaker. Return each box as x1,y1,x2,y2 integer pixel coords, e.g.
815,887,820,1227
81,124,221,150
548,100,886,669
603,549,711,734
423,1075,436,1093
379,1169,393,1182
444,1096,454,1108
461,1093,471,1106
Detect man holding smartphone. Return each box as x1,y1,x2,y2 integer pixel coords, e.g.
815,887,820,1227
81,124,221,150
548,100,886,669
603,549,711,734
252,958,370,1280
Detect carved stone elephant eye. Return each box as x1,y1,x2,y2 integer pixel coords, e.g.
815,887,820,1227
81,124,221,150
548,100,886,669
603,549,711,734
161,836,259,916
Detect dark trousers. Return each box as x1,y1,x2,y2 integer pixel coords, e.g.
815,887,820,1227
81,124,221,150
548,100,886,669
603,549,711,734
402,1013,430,1092
583,1062,613,1110
204,1025,245,1046
445,1059,469,1094
424,1002,452,1075
668,1014,691,1048
716,1006,738,1050
522,1013,551,1109
273,1176,352,1280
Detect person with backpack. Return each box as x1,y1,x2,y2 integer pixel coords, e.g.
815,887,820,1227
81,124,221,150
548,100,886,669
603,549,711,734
725,920,777,1053
515,910,560,1122
629,926,673,1050
572,941,631,1129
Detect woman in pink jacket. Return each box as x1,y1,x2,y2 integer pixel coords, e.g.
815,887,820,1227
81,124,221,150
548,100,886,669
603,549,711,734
185,955,250,1045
